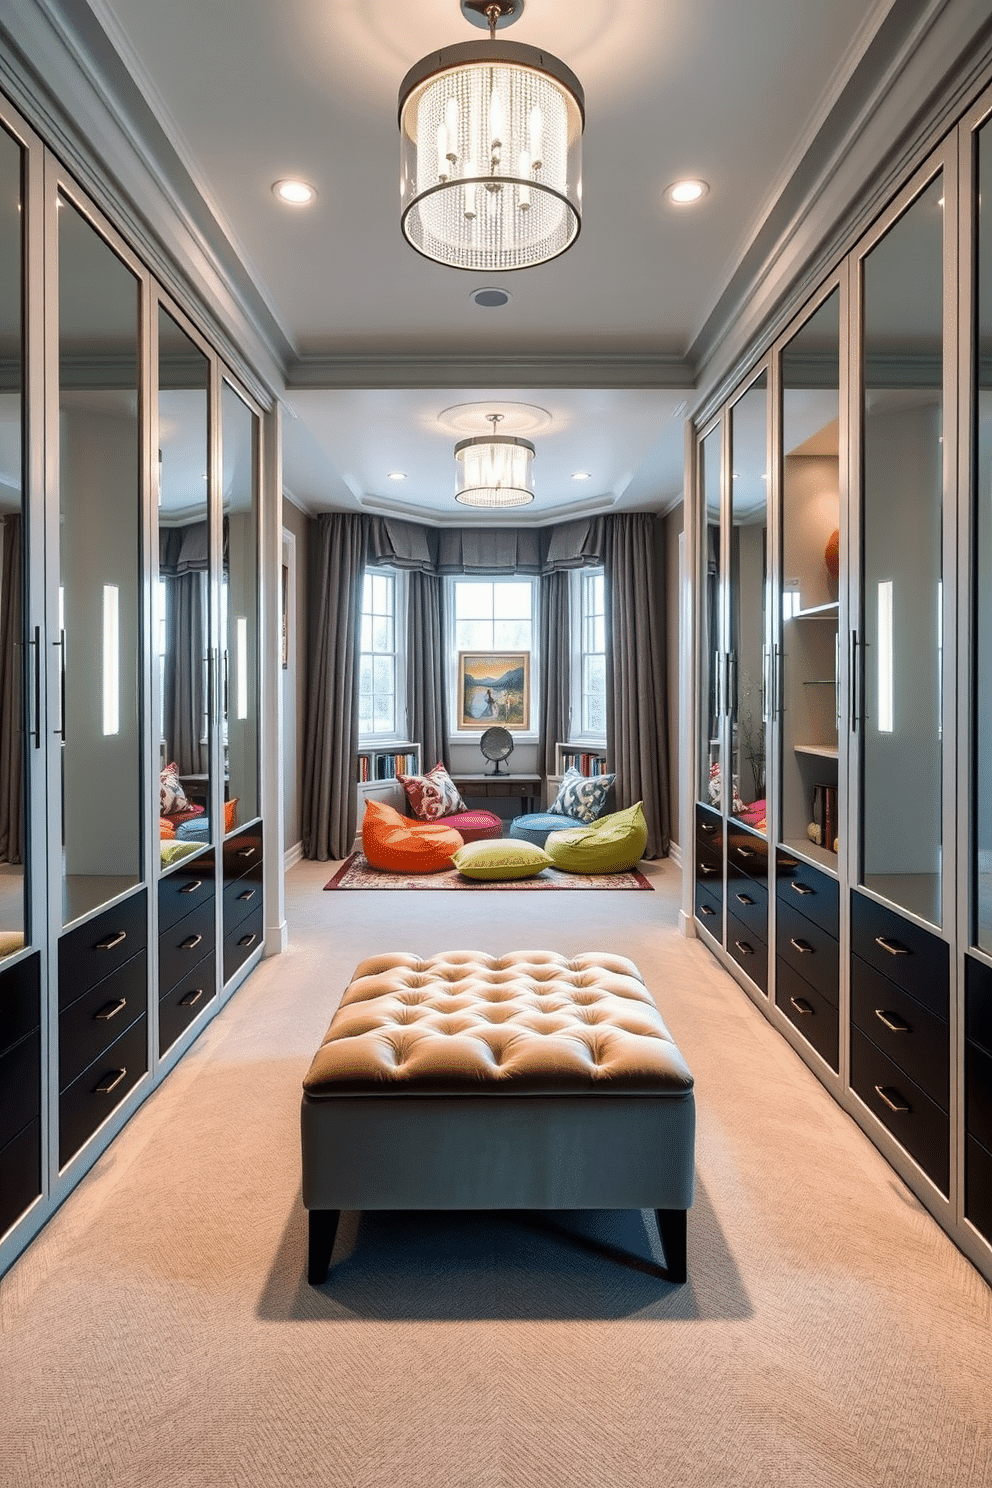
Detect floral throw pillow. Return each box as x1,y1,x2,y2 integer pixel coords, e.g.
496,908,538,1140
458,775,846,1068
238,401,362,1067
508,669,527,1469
398,761,467,821
549,766,615,824
160,762,189,817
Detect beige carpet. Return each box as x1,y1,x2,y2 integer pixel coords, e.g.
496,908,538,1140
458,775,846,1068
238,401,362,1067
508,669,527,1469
1,857,990,1488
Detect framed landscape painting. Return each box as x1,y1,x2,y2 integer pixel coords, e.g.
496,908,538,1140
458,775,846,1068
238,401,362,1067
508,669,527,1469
458,651,530,730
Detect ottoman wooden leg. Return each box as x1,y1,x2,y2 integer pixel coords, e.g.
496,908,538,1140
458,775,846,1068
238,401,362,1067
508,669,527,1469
307,1208,340,1285
655,1208,687,1284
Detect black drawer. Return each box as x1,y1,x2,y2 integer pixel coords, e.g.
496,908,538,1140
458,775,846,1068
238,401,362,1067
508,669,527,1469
0,1029,40,1149
0,951,40,1057
775,958,839,1071
965,1134,992,1245
59,890,147,1010
727,909,768,993
776,852,839,938
222,828,263,888
776,898,839,1009
851,956,948,1111
223,873,263,934
60,1014,147,1167
59,952,146,1091
159,954,217,1057
695,803,723,854
850,1027,949,1194
966,955,992,1057
158,853,215,935
966,1039,992,1154
695,854,723,892
850,892,948,1018
726,873,768,946
0,1118,40,1240
726,827,768,884
223,907,263,984
694,880,722,933
159,897,216,999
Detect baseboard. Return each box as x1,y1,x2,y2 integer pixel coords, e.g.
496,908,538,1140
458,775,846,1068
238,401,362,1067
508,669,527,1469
669,839,682,867
284,840,303,871
678,909,697,939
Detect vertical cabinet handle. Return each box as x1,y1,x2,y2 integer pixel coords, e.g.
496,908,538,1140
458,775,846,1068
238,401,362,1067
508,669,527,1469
52,630,66,740
714,650,723,722
835,630,841,729
850,629,859,732
29,625,41,748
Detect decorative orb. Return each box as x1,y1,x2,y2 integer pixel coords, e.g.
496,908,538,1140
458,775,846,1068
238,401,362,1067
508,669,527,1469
824,528,840,579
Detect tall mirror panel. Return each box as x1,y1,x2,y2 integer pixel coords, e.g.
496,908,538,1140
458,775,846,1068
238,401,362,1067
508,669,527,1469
780,290,841,864
976,123,992,952
728,372,768,836
222,381,259,832
697,426,722,808
58,197,143,925
860,177,944,927
0,125,27,957
157,309,211,870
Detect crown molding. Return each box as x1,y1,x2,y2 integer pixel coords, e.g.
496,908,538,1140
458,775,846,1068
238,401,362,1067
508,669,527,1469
286,352,694,391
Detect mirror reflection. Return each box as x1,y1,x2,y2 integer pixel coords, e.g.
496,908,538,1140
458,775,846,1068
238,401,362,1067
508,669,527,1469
698,426,722,807
157,307,212,872
729,371,768,836
976,125,992,951
0,124,26,958
222,381,258,832
58,196,142,925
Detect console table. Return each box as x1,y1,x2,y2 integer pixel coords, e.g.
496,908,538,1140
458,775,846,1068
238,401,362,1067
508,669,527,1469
450,773,541,817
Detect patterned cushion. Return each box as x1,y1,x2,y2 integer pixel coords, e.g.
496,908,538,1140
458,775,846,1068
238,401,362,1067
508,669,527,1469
160,761,188,816
398,762,467,821
451,838,552,881
549,766,615,824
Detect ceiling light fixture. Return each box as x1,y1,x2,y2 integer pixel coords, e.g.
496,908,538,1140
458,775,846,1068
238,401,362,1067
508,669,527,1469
387,472,407,481
665,178,709,206
272,178,316,206
571,470,591,481
455,413,535,506
399,0,584,271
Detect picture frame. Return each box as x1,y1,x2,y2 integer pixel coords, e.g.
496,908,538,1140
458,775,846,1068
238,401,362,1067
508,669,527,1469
457,651,530,731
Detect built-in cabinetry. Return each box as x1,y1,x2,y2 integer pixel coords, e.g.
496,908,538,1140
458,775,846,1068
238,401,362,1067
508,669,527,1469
545,742,609,807
690,90,992,1282
0,91,268,1280
356,743,422,822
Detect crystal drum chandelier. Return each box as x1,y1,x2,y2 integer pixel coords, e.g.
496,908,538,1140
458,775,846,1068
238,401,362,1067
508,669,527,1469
455,414,535,507
399,0,584,272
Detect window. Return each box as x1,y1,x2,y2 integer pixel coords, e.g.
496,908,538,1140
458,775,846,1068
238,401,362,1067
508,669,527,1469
359,569,405,738
448,577,538,733
573,567,607,739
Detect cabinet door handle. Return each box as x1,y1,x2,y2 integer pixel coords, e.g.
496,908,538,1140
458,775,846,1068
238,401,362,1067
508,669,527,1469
237,846,256,860
95,930,127,952
874,1008,910,1033
94,997,127,1022
237,888,257,902
180,933,203,951
790,938,814,954
789,882,813,896
179,880,203,895
874,936,909,957
29,625,41,749
238,932,257,949
850,629,859,732
874,1084,910,1114
94,1068,127,1096
179,988,204,1007
52,630,66,741
733,939,754,956
790,996,813,1015
699,903,715,917
736,892,754,906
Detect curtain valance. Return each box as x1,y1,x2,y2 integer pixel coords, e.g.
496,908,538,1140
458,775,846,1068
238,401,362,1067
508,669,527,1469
363,514,607,575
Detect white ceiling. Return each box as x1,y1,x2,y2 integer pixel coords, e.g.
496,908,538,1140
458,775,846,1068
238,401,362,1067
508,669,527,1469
85,0,897,522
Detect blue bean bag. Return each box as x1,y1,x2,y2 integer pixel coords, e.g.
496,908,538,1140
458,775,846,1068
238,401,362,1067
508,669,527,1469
509,811,584,849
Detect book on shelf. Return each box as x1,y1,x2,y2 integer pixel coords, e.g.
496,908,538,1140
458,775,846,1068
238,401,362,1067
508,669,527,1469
811,783,838,853
357,750,419,783
559,749,608,777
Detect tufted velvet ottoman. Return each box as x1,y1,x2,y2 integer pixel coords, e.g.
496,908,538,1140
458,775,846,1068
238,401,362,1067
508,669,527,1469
301,950,695,1284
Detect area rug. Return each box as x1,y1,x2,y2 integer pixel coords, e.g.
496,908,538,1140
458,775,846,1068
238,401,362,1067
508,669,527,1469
325,851,654,891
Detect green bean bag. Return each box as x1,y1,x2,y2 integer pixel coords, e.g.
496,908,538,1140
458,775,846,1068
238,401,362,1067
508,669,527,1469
544,801,648,874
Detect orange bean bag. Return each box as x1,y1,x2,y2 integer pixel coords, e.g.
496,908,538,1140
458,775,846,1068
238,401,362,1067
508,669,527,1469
361,799,464,874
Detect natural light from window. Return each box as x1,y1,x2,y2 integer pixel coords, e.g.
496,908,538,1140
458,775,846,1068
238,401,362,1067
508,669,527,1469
360,570,399,736
580,569,606,737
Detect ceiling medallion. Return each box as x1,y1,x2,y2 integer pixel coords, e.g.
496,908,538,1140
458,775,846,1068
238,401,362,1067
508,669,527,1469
437,400,551,436
454,413,535,506
398,1,584,272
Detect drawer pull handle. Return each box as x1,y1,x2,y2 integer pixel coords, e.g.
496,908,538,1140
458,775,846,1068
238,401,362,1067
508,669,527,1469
95,930,127,952
180,934,203,951
179,880,203,895
700,863,718,877
736,892,755,906
94,997,127,1022
238,932,257,949
700,823,716,835
790,938,814,955
237,888,257,902
699,904,715,917
94,1068,127,1096
874,1008,910,1034
237,846,256,860
790,996,814,1015
875,936,910,957
179,988,204,1008
733,939,754,956
736,846,757,860
874,1084,910,1114
790,882,814,896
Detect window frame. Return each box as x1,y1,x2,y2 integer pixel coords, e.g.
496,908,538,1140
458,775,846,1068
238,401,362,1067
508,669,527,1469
445,573,540,740
358,565,408,744
569,566,608,744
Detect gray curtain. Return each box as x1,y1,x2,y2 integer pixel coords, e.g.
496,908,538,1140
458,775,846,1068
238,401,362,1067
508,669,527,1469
437,526,542,574
407,570,449,770
604,513,670,858
541,515,607,571
538,569,571,779
302,512,368,860
0,515,23,864
162,572,207,776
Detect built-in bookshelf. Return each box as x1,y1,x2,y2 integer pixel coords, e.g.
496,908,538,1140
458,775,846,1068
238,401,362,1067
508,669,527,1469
356,743,422,825
546,742,610,808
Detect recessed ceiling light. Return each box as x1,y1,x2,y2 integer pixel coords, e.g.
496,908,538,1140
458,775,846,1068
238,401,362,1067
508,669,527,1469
572,471,592,481
665,179,709,206
470,287,512,308
272,179,316,206
387,472,406,481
